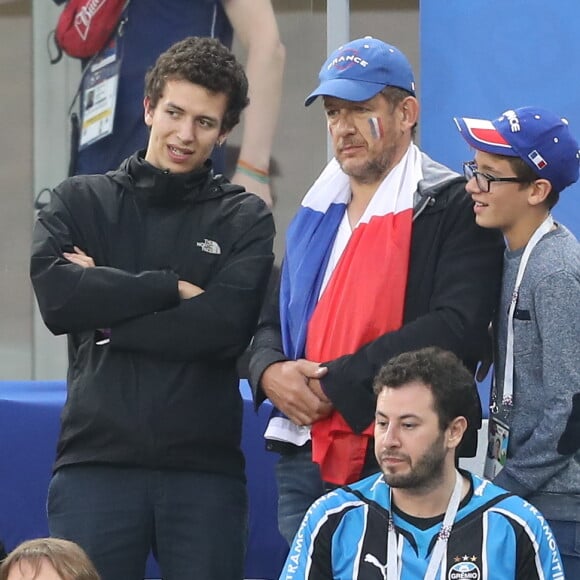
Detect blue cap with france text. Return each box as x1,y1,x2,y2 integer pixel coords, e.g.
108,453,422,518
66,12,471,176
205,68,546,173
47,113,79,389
305,36,416,106
454,106,580,193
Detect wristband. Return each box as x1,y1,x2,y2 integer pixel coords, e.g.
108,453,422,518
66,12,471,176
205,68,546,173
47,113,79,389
236,159,270,184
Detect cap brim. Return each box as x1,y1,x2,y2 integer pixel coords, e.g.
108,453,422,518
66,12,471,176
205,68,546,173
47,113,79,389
454,116,516,156
304,78,384,106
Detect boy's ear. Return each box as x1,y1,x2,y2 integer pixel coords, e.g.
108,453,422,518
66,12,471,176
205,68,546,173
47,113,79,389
528,178,552,206
144,97,153,127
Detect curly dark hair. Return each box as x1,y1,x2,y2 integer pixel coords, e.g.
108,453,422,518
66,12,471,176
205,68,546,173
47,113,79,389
373,347,480,432
144,36,249,133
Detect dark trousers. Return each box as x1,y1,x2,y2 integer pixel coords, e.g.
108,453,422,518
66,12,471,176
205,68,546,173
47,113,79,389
548,519,580,578
275,442,379,545
48,465,247,580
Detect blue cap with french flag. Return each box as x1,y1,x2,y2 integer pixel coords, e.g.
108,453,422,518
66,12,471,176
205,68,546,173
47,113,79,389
454,106,580,193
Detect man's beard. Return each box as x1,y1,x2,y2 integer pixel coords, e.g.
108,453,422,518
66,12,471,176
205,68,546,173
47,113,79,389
338,143,398,185
381,431,447,492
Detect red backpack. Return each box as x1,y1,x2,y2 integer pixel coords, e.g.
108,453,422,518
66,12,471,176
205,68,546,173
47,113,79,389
55,0,129,59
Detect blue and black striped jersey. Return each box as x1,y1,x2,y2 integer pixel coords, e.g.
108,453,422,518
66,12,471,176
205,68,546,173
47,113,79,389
280,472,564,580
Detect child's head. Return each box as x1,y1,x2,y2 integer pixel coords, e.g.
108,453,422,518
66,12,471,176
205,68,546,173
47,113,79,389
0,538,100,580
455,106,580,207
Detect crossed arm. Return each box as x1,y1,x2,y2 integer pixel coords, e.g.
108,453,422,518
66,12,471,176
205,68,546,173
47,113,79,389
64,246,205,299
31,191,275,361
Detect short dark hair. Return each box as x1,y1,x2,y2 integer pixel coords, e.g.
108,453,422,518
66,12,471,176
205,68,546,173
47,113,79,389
505,155,561,209
144,36,249,133
380,86,417,138
0,538,100,580
373,347,479,431
380,86,414,108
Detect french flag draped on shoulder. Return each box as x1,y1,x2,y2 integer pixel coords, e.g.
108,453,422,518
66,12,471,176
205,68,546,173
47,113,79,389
268,145,422,484
280,158,350,361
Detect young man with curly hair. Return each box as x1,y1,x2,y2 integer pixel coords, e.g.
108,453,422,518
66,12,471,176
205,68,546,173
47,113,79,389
30,36,274,580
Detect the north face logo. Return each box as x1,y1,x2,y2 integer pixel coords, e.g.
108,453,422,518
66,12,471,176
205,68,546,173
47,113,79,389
196,239,221,255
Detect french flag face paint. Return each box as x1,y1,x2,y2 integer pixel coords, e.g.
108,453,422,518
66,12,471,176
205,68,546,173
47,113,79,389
368,116,384,140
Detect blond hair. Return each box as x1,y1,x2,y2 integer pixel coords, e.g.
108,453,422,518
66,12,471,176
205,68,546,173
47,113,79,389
0,538,100,580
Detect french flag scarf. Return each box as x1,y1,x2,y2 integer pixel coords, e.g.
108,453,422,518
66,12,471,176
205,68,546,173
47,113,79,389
276,144,421,484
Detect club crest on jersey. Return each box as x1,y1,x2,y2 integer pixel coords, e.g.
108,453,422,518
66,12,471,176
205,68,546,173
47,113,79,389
448,558,480,580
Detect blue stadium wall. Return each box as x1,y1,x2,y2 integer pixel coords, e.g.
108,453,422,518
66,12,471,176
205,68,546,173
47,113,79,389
420,0,580,236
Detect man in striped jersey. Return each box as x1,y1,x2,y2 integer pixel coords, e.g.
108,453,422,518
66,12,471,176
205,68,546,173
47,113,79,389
280,348,564,580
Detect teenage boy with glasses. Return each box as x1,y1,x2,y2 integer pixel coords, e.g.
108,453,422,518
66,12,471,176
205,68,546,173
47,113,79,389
456,105,580,578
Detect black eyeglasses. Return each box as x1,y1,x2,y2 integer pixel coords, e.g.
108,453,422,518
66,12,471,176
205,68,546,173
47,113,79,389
463,161,528,193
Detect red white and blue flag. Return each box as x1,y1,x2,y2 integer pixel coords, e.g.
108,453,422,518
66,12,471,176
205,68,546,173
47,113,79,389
454,117,514,157
368,116,383,140
274,147,420,484
528,149,548,170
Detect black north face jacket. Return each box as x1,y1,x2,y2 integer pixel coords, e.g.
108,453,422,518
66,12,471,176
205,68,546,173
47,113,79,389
31,152,275,479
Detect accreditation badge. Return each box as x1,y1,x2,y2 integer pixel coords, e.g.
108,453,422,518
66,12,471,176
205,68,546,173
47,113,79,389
79,42,121,149
484,416,510,480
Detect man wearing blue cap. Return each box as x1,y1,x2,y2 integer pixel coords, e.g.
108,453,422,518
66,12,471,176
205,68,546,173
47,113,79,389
249,36,504,544
456,106,580,577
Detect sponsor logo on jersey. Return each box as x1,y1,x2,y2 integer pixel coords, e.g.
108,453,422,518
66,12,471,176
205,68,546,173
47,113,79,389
363,553,387,579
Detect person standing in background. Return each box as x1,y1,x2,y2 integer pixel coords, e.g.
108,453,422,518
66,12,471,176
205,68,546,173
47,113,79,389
456,105,580,578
